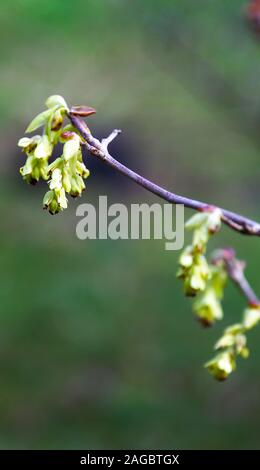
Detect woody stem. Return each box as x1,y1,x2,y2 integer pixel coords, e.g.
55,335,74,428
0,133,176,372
69,114,260,237
212,248,260,306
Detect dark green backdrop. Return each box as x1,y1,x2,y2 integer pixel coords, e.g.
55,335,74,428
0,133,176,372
0,0,260,449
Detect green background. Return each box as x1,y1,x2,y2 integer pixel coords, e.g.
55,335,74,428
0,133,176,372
0,0,260,449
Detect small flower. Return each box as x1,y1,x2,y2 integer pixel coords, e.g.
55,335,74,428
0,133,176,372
188,263,208,293
49,168,63,191
62,166,72,193
215,326,249,358
63,136,81,161
192,264,227,326
205,351,236,381
243,305,260,330
178,245,194,269
18,135,41,154
215,333,235,349
70,174,86,198
235,334,249,358
185,208,222,252
19,134,53,184
57,187,68,210
76,161,90,179
20,155,48,184
43,187,67,214
210,322,250,380
207,209,222,234
43,190,57,214
193,287,223,327
34,135,53,159
177,246,210,296
62,138,89,198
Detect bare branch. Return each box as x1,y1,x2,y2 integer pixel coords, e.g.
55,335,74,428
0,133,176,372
69,114,260,237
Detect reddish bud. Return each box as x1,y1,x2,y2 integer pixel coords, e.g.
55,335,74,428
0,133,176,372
70,106,96,117
60,131,77,140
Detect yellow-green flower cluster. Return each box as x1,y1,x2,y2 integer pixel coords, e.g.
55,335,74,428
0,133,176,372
18,135,52,184
193,264,227,326
177,246,210,296
177,209,222,297
43,135,90,214
205,305,260,380
185,209,222,251
18,95,90,214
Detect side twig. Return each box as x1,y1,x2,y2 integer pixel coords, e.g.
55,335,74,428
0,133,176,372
212,248,260,307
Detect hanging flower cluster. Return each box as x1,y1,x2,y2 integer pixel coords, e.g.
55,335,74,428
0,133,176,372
177,209,222,304
193,265,227,327
18,95,95,214
206,305,260,380
177,209,260,381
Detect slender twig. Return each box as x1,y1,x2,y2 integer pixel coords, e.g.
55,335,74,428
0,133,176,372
212,248,260,307
68,113,260,237
101,129,122,149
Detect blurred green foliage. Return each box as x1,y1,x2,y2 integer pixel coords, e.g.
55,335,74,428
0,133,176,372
0,0,260,449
